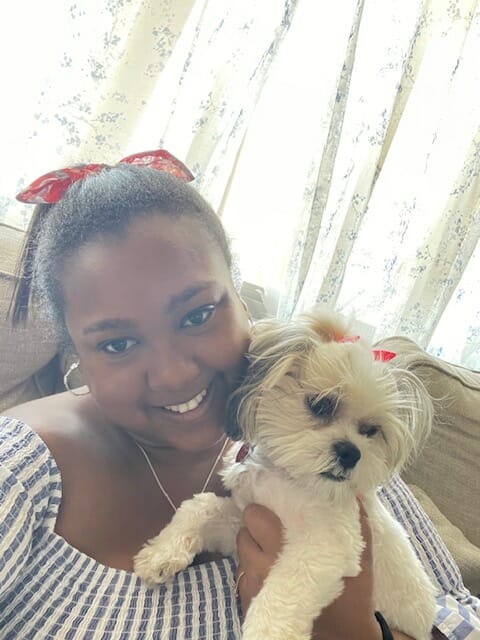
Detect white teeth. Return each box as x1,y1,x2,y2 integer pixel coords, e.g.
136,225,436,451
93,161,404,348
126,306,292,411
164,388,207,414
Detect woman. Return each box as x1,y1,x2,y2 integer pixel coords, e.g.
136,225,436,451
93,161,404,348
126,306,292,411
1,151,478,639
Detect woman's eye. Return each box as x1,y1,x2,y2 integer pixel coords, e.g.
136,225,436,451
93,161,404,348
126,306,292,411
182,305,215,328
99,338,137,354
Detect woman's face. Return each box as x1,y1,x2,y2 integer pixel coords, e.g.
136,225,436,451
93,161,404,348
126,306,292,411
62,214,251,452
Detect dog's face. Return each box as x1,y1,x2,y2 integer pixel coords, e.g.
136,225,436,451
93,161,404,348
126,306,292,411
226,312,432,494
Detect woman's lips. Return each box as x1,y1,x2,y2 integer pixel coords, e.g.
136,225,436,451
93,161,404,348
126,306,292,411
147,381,216,423
163,388,208,414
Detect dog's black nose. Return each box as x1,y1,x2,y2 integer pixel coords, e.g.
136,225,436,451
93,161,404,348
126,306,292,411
333,441,361,470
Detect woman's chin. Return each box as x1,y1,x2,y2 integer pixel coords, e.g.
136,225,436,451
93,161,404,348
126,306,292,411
157,419,226,452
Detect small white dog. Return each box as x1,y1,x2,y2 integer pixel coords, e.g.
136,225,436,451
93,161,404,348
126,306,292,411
134,311,437,639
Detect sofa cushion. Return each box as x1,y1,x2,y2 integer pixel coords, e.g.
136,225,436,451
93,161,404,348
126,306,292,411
376,336,480,591
409,484,480,595
0,224,59,412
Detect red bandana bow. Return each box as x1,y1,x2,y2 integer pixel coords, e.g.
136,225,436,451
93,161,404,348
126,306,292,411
339,336,396,362
16,149,194,204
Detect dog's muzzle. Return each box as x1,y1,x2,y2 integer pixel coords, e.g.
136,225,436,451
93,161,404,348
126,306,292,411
320,441,361,482
333,440,361,470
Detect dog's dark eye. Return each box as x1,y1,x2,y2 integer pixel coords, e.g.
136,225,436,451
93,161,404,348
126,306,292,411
359,424,380,438
306,394,339,420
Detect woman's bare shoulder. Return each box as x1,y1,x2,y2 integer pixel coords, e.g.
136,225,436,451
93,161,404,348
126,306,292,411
4,392,108,459
6,392,90,432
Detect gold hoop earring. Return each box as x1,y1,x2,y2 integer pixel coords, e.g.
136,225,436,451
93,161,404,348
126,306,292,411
63,361,90,396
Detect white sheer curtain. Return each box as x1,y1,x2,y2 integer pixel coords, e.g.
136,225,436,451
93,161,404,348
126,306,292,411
1,0,479,367
0,0,196,228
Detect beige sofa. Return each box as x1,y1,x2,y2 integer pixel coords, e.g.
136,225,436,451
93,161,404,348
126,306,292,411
1,222,479,595
375,335,480,595
0,224,60,407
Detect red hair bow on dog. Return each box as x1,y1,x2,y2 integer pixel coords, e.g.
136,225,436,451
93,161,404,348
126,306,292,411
16,149,194,204
339,336,396,362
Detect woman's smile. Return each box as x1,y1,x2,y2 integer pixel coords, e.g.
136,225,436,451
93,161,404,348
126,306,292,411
146,379,213,420
144,375,230,431
162,386,208,413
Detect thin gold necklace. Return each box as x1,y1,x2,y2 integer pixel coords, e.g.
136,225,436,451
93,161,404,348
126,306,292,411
134,437,229,513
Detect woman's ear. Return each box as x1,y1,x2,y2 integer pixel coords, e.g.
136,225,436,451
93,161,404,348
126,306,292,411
239,296,249,313
239,296,253,327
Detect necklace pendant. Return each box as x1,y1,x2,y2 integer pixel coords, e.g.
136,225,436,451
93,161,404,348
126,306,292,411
134,437,229,514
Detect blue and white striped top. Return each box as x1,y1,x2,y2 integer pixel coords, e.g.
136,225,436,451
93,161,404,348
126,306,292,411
0,417,479,639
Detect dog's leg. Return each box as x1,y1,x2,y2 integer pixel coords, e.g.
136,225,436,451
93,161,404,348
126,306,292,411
242,532,362,640
369,502,437,640
134,493,241,585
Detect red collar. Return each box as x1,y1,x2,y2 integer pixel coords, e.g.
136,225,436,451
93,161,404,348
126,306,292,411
235,443,254,463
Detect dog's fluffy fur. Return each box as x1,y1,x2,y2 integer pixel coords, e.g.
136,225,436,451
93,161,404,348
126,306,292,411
134,310,437,639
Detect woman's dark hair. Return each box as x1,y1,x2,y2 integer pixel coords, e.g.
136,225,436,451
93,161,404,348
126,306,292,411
10,164,232,337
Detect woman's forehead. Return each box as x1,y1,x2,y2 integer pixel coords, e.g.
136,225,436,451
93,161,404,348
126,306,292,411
69,215,226,275
62,216,232,319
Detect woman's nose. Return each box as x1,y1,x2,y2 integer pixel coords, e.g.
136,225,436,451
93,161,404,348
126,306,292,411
145,341,200,392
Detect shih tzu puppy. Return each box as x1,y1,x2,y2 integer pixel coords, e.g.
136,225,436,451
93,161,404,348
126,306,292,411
134,310,437,640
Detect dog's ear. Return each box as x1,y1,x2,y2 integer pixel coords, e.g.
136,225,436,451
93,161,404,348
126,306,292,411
225,350,304,443
300,307,351,343
225,316,310,443
393,367,434,465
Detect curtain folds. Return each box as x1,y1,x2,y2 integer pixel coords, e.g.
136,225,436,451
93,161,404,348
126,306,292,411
1,0,479,367
277,0,367,320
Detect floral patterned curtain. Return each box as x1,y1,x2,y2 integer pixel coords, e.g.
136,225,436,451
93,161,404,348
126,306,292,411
0,0,197,228
1,0,479,367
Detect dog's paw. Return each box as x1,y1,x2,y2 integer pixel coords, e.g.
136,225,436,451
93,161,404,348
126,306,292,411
134,543,195,585
133,531,201,586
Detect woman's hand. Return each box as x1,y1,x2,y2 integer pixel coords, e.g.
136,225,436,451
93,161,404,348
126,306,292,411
235,503,283,612
235,501,388,640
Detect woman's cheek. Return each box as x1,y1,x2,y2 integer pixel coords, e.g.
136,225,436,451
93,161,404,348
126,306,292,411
83,359,141,404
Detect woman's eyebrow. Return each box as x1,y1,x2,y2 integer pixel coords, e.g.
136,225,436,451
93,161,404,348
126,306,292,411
82,318,137,336
82,282,218,335
166,281,216,313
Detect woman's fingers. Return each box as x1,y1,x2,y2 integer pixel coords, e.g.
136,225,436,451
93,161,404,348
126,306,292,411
236,504,283,582
242,503,283,554
235,504,284,613
235,525,270,611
